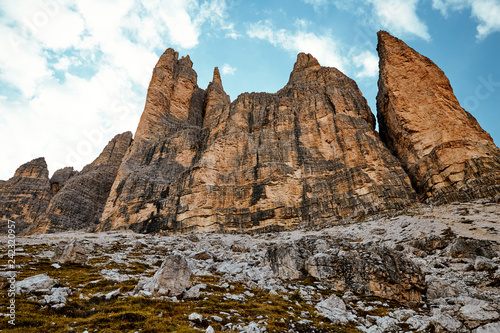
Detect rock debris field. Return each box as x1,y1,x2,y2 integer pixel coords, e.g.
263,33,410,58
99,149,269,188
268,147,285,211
1,200,499,332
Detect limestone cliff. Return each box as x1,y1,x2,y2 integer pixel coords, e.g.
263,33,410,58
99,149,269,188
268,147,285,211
99,50,417,233
0,158,52,233
26,132,133,234
376,31,500,203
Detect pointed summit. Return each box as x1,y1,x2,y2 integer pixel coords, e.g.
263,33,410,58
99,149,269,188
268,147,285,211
203,66,230,128
13,157,49,179
212,66,222,86
377,30,500,203
292,53,321,73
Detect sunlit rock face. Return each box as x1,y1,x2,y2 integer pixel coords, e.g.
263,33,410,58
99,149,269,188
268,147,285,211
376,31,500,204
99,49,416,233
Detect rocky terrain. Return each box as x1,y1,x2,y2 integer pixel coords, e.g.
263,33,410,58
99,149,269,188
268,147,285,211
1,200,499,332
1,30,499,332
1,31,498,234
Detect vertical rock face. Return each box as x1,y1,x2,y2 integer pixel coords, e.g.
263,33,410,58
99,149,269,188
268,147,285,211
99,49,207,232
49,167,79,195
376,31,500,203
100,50,416,233
26,132,133,234
0,158,52,232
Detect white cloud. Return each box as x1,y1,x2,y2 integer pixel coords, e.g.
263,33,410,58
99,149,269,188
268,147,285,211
368,0,431,41
221,64,237,75
473,0,500,39
247,20,347,72
0,0,233,180
433,0,500,39
352,51,379,78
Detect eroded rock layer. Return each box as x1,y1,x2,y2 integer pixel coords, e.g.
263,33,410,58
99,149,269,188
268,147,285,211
26,132,133,234
99,50,416,233
377,31,500,203
0,157,52,233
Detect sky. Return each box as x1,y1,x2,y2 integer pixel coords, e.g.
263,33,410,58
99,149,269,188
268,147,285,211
0,0,499,180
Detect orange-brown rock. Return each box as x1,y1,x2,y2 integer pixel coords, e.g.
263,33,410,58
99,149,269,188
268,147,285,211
377,31,500,203
99,49,416,233
25,132,133,234
0,157,52,233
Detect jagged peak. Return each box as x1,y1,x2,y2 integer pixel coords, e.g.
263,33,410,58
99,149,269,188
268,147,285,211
213,66,222,86
292,52,321,72
14,157,49,179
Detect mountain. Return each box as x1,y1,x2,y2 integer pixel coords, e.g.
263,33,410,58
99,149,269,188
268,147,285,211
0,132,132,234
98,49,416,233
1,31,498,235
377,31,500,204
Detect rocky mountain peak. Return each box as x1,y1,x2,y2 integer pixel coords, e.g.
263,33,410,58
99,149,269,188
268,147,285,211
377,30,500,203
293,52,321,72
212,66,222,87
13,157,49,179
85,131,133,169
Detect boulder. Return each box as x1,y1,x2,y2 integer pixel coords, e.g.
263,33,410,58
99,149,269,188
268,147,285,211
265,244,309,280
52,239,90,265
315,294,354,324
136,254,192,297
16,274,57,294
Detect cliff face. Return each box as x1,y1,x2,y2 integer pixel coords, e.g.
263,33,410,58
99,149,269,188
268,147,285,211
376,31,500,203
0,158,52,233
25,132,133,234
99,50,416,233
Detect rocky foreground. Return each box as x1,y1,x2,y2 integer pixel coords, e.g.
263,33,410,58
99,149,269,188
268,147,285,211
1,200,499,332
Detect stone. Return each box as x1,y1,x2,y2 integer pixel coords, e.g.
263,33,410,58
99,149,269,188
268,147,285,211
99,47,416,233
430,310,465,332
0,158,52,234
474,256,497,271
52,239,90,265
376,30,500,204
136,254,192,297
459,298,499,322
315,294,354,324
183,284,202,299
188,312,203,322
28,132,132,234
16,274,57,294
426,276,459,300
105,289,121,300
42,287,71,308
304,241,425,303
265,244,309,280
445,237,498,259
473,322,500,333
206,326,215,333
406,315,431,331
211,315,223,322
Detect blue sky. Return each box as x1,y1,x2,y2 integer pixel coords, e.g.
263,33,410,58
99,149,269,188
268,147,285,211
0,0,499,180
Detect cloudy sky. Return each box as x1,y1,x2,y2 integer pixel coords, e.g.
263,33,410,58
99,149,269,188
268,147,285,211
1,0,499,180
